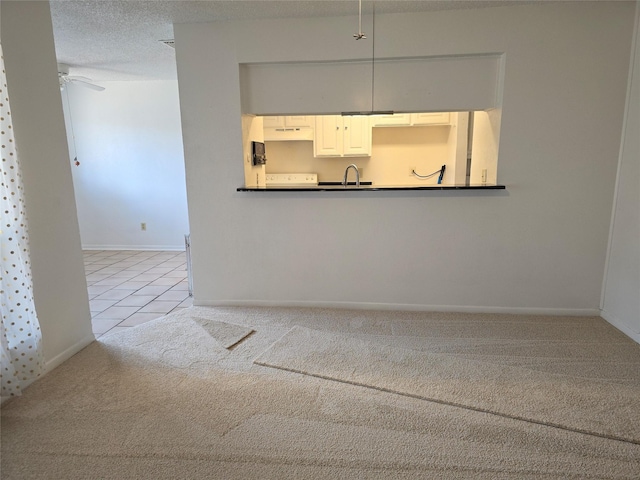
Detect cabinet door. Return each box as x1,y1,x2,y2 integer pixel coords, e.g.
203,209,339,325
314,115,343,157
284,116,313,128
370,113,411,127
342,116,371,156
263,116,285,128
411,112,450,125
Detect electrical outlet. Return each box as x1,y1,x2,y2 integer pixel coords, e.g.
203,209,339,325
141,222,147,231
481,169,488,184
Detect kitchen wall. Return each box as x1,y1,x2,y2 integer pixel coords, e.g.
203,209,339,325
601,2,640,342
175,3,634,316
470,110,501,185
1,1,94,369
265,122,456,186
64,80,189,250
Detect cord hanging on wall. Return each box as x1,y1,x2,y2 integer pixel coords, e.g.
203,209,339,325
58,63,105,92
412,165,447,184
62,86,81,166
58,64,105,167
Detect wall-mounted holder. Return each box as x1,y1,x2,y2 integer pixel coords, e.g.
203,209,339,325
252,141,266,166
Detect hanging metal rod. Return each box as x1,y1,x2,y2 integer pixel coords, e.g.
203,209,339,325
353,0,366,39
344,1,391,115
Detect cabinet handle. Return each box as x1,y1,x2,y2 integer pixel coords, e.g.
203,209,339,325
344,126,348,130
336,126,339,130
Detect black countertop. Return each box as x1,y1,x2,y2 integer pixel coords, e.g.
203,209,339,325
318,181,373,186
237,184,506,192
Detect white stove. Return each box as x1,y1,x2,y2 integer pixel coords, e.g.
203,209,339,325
265,173,318,186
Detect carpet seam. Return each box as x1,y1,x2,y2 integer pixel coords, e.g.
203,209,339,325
253,360,640,447
4,449,619,479
226,330,256,351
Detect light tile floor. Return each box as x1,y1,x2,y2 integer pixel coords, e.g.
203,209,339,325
84,250,192,338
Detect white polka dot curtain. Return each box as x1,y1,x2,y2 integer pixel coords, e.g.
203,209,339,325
0,44,45,398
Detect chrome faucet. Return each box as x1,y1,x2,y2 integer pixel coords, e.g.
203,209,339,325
343,164,360,188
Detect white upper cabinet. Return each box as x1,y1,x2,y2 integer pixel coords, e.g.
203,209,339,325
284,116,314,128
263,116,285,128
411,112,450,125
263,116,314,128
263,115,314,141
342,116,371,156
370,113,412,127
313,115,342,156
371,112,451,127
313,115,371,157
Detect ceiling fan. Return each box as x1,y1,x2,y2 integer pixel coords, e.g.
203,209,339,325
58,63,105,91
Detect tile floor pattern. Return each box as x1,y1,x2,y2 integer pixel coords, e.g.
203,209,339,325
84,250,192,338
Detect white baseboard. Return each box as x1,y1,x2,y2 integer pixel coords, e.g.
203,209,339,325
45,333,96,372
196,299,601,317
82,245,185,252
601,308,640,344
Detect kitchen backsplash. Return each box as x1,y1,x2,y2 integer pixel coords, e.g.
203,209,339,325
266,122,458,186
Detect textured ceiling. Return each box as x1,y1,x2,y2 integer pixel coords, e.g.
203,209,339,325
49,0,528,82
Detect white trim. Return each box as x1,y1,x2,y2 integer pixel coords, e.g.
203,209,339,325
196,299,600,317
45,333,96,372
601,1,640,310
82,245,185,252
601,308,640,344
46,333,96,373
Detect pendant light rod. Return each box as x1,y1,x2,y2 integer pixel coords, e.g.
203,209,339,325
353,0,366,39
371,0,375,111
343,1,392,116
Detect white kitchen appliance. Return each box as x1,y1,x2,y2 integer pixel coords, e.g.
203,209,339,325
265,173,318,186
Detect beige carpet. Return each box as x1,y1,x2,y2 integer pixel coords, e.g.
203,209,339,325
2,306,640,479
192,316,254,349
255,326,640,445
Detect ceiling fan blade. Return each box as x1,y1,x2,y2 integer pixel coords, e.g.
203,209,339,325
65,75,92,82
70,78,105,91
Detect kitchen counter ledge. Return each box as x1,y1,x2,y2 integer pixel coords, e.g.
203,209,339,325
237,184,506,192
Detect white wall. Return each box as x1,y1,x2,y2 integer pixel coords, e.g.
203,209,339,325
601,2,640,342
1,1,94,368
241,54,502,114
470,110,501,185
175,3,635,315
64,81,189,250
242,115,266,188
